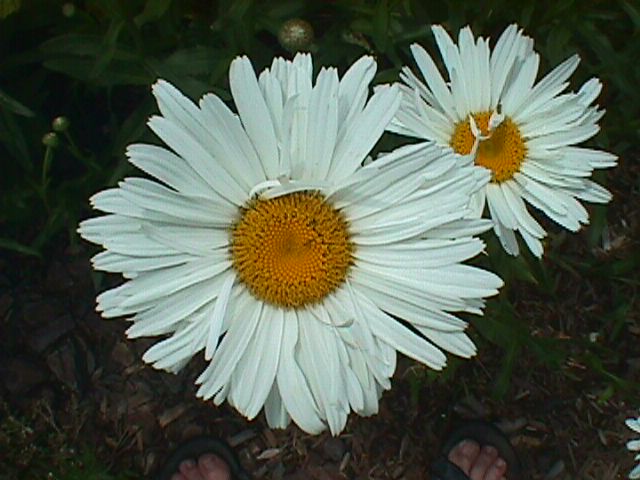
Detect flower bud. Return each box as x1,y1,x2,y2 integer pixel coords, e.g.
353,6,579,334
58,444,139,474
42,132,60,148
62,3,75,17
52,116,70,132
278,19,314,52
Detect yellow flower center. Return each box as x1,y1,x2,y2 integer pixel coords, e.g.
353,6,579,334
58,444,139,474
231,191,354,309
450,111,527,183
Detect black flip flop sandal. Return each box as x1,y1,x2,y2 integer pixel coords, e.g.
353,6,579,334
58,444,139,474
430,420,522,480
156,436,252,480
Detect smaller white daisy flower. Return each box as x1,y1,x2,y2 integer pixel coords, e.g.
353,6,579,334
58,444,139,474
627,415,640,479
390,23,618,257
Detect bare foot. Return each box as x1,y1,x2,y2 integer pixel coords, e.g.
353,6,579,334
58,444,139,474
168,439,507,480
448,440,508,480
170,453,231,480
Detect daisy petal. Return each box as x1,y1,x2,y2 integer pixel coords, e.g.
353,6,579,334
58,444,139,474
229,56,280,178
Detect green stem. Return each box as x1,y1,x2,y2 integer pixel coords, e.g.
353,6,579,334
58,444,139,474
63,131,100,171
40,146,54,210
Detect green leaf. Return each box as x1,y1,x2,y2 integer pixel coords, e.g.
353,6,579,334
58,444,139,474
134,0,173,27
146,56,224,99
227,0,254,21
392,24,431,43
0,237,41,257
518,2,535,26
510,255,539,286
90,18,126,79
163,47,221,76
372,0,389,53
586,204,608,248
30,208,65,251
111,97,155,159
607,301,632,342
622,0,640,30
0,88,34,117
493,343,519,399
41,34,112,57
544,24,572,65
43,57,151,86
0,108,31,170
41,33,147,85
0,0,20,19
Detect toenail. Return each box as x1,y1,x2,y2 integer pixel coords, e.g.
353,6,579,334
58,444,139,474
495,458,506,468
483,445,497,455
181,459,196,469
201,454,219,469
459,440,479,455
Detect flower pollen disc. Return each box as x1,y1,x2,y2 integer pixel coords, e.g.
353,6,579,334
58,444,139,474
231,191,353,309
450,111,527,183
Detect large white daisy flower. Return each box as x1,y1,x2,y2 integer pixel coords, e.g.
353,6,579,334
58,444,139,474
79,53,502,435
627,415,640,479
390,24,617,257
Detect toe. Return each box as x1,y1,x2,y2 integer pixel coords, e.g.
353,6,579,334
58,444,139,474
179,459,204,480
469,445,499,480
485,456,508,480
198,454,231,480
448,440,481,475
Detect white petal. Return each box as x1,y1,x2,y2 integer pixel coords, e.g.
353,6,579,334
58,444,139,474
298,308,348,435
276,311,326,434
520,228,544,258
329,85,401,182
147,116,247,204
491,218,520,256
198,93,266,186
526,124,600,150
486,183,518,229
338,56,377,126
304,67,339,181
409,43,456,120
264,381,290,430
501,180,546,238
142,317,207,371
513,54,580,121
357,290,447,370
205,272,236,360
355,237,485,269
126,277,223,338
229,305,283,419
112,257,231,311
92,250,192,274
195,298,262,400
415,327,476,358
571,179,612,203
563,147,617,169
627,418,640,434
229,56,280,178
501,52,540,115
127,144,217,199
